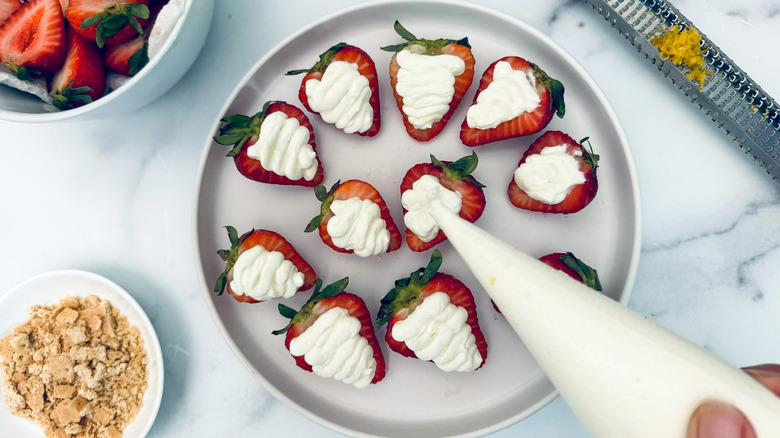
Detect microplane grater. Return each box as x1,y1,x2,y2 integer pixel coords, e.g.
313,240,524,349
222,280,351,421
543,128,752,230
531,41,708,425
583,0,780,182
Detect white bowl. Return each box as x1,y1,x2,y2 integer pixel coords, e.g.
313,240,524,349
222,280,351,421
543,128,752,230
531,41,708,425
0,0,214,123
0,270,165,437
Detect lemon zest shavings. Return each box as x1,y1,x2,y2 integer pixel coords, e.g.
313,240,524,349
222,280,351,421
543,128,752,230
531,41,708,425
651,24,713,90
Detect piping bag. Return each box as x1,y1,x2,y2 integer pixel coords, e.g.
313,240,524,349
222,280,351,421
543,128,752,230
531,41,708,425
428,201,780,437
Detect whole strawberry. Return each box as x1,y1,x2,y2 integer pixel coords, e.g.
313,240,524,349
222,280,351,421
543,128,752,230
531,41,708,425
460,56,565,146
305,179,402,257
273,277,386,388
381,20,475,142
400,153,485,252
286,42,381,137
376,249,488,372
65,0,150,48
0,0,66,79
508,130,599,214
214,226,317,304
214,101,325,187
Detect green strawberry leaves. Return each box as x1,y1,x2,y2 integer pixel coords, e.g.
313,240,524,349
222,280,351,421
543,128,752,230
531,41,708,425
531,62,566,119
213,225,251,295
560,252,603,291
304,181,340,233
81,3,149,48
286,42,347,75
50,80,94,110
376,249,443,327
430,152,486,189
213,101,279,157
127,40,149,76
381,20,470,53
272,277,350,335
579,137,600,171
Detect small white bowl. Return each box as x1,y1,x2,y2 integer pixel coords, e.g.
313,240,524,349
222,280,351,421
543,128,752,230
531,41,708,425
0,0,214,123
0,270,165,437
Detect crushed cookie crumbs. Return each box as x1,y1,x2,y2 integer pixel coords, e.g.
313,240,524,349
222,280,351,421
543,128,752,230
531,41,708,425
0,295,148,438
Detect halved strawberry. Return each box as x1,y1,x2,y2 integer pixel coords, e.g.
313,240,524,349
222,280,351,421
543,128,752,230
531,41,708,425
102,32,146,75
286,42,381,137
492,251,602,313
508,130,599,214
214,226,317,304
65,0,149,48
460,56,565,147
400,153,485,252
213,101,325,187
376,249,487,371
305,179,402,256
272,277,386,388
381,20,475,142
49,29,105,109
0,0,66,79
0,0,22,25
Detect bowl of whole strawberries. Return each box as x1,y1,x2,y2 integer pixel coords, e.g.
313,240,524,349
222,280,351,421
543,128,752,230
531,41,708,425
0,0,214,122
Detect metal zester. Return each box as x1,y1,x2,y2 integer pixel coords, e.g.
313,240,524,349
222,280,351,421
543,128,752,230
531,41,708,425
583,0,780,182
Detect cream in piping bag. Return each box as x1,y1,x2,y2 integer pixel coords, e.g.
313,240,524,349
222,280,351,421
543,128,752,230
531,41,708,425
428,201,780,438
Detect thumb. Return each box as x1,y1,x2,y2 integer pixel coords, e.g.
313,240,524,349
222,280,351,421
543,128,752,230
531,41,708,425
687,402,757,438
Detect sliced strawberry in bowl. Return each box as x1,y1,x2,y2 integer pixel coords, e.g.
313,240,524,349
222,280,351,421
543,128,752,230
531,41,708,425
400,152,486,252
213,225,317,304
0,0,67,79
305,179,402,257
213,101,325,187
460,56,565,147
376,249,488,371
49,29,106,110
65,0,150,48
102,32,147,76
286,42,381,137
0,0,22,25
272,277,386,388
381,20,475,142
508,130,599,214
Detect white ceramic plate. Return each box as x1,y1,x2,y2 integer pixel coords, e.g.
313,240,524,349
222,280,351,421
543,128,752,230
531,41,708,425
193,1,641,437
0,270,164,437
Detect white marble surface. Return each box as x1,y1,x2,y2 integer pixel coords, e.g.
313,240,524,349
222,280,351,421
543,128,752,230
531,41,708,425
1,0,779,437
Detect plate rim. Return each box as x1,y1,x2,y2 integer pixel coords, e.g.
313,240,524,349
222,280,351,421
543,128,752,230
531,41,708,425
191,0,642,436
0,269,165,438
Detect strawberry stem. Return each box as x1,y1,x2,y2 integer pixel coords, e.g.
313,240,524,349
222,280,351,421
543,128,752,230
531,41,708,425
304,181,340,233
532,62,566,119
376,249,442,327
430,153,486,188
213,225,250,295
49,81,94,110
213,101,278,157
285,42,347,75
381,20,470,53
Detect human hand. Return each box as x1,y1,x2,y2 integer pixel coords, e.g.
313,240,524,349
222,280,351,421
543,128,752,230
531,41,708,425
687,364,780,438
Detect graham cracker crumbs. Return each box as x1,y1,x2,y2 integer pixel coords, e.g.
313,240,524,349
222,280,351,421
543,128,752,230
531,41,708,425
0,295,148,438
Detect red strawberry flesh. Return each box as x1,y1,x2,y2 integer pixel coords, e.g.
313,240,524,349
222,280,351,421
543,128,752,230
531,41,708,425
0,0,66,78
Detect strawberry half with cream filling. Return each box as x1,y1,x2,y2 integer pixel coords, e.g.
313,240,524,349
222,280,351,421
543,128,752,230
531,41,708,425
49,29,106,109
213,101,325,187
0,0,66,79
400,153,485,252
272,277,386,388
286,42,381,137
460,56,565,146
65,0,149,48
377,249,487,372
214,226,317,304
305,179,402,257
382,20,475,142
492,251,602,313
508,130,599,214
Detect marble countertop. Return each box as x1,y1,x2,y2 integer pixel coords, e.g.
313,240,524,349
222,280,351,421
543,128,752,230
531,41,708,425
1,0,779,437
